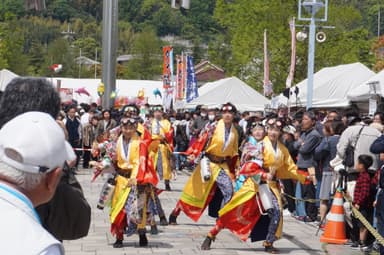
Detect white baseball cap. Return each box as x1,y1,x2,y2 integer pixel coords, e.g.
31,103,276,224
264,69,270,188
0,111,76,174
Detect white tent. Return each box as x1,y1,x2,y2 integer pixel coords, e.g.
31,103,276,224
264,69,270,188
50,77,163,105
347,69,384,101
186,77,270,111
0,69,19,91
277,62,375,108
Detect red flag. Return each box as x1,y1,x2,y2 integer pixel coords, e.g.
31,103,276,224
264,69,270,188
263,30,273,97
286,17,296,88
50,63,63,73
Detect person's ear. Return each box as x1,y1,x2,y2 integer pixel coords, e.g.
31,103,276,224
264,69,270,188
45,168,63,192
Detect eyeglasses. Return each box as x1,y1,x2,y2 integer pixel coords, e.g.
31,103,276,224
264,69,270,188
153,106,163,111
267,118,283,128
121,118,137,126
221,105,233,112
124,106,138,113
251,122,264,128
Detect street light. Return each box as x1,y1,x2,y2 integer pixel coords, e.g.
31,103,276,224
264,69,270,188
298,0,328,110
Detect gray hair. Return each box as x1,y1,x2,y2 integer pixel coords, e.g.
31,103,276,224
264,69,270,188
0,161,45,190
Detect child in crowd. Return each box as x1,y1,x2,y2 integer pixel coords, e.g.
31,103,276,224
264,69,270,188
351,154,374,250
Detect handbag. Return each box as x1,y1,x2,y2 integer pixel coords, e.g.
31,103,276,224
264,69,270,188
36,163,91,240
343,126,364,167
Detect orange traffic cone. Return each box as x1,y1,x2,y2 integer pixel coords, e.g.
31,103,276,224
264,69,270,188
320,189,347,244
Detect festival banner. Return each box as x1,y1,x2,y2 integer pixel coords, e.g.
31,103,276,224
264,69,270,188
182,53,187,99
162,46,174,110
162,46,172,89
263,29,273,97
286,17,296,88
59,88,73,104
186,55,198,103
176,54,186,100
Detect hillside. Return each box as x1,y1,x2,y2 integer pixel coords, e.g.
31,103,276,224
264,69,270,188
0,0,383,92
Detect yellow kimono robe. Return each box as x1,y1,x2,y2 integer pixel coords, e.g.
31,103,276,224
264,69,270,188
261,136,306,240
149,118,173,181
110,134,141,224
178,119,239,222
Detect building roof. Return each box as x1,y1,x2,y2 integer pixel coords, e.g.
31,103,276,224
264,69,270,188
195,60,224,75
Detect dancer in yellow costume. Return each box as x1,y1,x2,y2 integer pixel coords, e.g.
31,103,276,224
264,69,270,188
110,118,158,248
148,105,174,191
169,103,239,224
200,118,311,253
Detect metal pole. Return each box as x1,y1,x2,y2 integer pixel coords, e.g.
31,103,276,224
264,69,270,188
95,48,97,79
379,7,381,38
101,0,118,109
306,10,316,110
79,48,82,78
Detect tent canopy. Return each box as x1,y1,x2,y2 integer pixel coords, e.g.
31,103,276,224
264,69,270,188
0,69,19,91
277,62,374,108
347,69,384,101
186,77,270,111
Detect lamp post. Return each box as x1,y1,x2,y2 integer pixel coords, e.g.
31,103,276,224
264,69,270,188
298,0,328,110
101,0,118,109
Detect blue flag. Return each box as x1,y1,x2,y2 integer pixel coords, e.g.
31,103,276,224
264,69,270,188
186,55,198,103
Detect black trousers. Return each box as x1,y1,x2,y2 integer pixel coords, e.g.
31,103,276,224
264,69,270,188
69,139,82,168
82,145,92,168
301,182,317,220
282,179,296,213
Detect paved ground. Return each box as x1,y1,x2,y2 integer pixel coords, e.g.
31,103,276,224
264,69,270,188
64,168,366,255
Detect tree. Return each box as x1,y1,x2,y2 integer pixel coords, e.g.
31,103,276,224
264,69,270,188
0,0,25,21
118,21,136,55
73,37,99,59
211,0,374,94
0,20,29,74
39,38,76,77
125,27,162,79
372,35,384,71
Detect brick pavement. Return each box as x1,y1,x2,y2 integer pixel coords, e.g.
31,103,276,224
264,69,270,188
64,169,362,255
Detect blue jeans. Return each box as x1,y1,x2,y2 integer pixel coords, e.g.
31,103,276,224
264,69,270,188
174,145,186,171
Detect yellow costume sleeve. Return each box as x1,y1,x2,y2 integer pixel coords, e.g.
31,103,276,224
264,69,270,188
275,143,306,184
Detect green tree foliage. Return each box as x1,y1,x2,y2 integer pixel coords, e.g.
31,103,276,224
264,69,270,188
0,0,25,20
0,0,379,86
212,0,375,93
125,27,162,80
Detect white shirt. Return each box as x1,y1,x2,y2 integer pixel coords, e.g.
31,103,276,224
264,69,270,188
239,119,247,134
80,112,90,126
0,183,63,255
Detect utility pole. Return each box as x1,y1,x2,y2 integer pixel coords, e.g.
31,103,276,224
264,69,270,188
101,0,118,109
298,0,328,110
379,6,381,38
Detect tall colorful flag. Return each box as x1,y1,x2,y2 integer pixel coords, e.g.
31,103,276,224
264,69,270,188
286,17,296,88
186,55,198,103
162,46,174,110
162,46,173,89
263,29,273,97
175,54,186,100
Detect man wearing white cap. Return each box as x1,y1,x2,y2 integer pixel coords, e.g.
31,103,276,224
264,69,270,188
0,112,76,254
